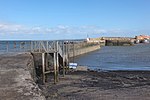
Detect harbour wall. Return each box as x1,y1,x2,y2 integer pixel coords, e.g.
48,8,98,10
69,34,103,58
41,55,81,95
68,42,100,58
105,40,134,46
103,37,135,46
69,44,100,57
87,37,135,46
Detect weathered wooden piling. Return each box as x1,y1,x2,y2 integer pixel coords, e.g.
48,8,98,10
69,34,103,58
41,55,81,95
62,42,66,77
6,41,9,52
41,52,60,84
53,52,57,84
56,42,59,82
42,53,46,84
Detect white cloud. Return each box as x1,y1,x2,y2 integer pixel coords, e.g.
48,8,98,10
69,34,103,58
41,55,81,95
0,23,107,35
0,22,144,40
0,23,26,33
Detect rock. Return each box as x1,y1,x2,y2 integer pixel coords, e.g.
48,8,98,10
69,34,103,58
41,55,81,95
76,66,88,71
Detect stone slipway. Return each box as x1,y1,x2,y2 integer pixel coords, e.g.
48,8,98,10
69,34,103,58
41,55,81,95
0,53,45,100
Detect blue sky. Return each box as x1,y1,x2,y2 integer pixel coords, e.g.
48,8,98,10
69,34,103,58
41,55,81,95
0,0,149,40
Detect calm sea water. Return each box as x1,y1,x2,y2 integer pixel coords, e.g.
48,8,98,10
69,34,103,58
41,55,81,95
74,44,150,71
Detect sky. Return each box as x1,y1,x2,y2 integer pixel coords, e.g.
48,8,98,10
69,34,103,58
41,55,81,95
0,0,150,40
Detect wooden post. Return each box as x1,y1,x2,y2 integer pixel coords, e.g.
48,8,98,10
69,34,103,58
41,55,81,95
56,52,59,82
56,41,59,82
45,53,48,70
30,41,33,52
62,42,65,77
20,42,22,51
45,53,48,82
73,42,75,63
53,52,57,84
39,42,41,52
6,41,9,52
46,41,49,51
67,42,70,67
42,53,45,84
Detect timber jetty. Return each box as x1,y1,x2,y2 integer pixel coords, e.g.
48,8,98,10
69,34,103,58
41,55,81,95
0,40,100,84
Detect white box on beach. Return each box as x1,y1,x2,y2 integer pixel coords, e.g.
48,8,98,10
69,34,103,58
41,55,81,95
69,63,78,69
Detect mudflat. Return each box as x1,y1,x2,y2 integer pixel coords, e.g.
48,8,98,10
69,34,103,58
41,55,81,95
41,70,150,100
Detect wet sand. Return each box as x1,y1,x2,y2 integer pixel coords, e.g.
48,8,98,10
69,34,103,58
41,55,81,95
41,70,150,100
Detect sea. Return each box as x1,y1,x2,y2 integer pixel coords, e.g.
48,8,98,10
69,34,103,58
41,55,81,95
74,44,150,71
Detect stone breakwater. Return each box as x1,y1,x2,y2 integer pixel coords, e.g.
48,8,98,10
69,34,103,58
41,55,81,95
87,37,135,46
69,45,100,57
68,42,100,58
0,53,45,100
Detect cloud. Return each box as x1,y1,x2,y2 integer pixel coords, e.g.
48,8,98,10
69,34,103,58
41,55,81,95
0,23,108,35
0,23,145,40
0,23,26,34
